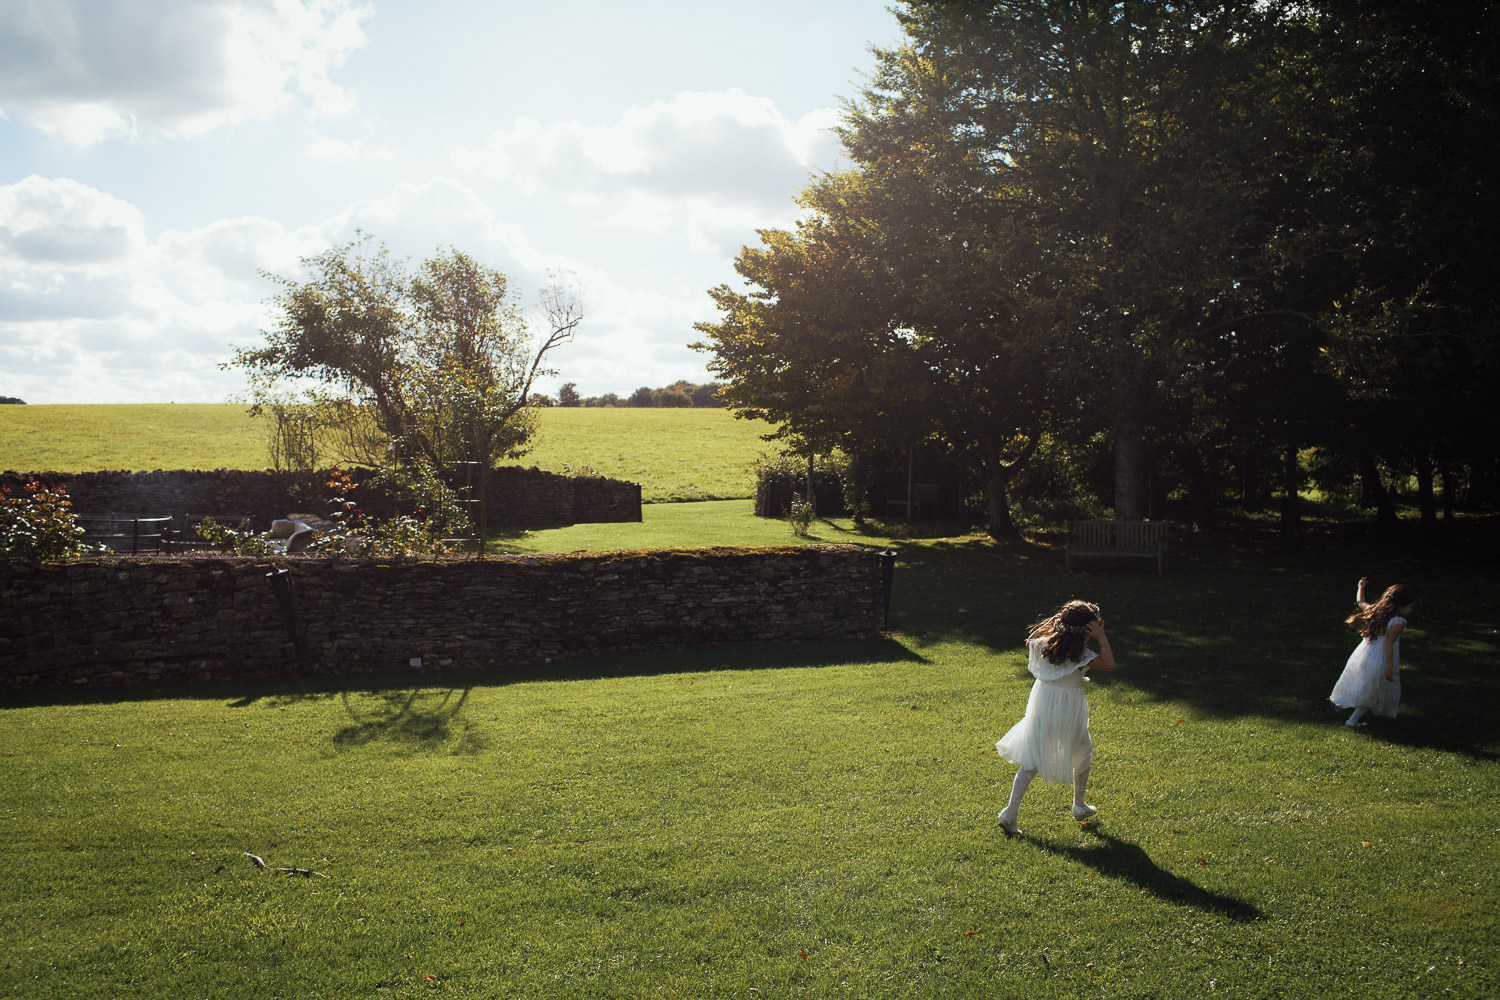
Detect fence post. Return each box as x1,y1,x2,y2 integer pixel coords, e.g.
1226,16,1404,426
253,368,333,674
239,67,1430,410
267,568,307,665
878,549,897,629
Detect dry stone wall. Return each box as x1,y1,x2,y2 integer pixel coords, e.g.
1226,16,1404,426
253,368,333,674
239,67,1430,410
0,545,884,689
0,467,641,529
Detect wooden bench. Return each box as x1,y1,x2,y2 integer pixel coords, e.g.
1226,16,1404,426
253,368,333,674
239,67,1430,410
885,482,940,519
78,515,172,554
1065,520,1170,575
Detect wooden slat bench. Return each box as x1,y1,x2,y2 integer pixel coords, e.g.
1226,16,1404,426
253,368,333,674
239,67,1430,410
1065,520,1170,575
78,515,172,554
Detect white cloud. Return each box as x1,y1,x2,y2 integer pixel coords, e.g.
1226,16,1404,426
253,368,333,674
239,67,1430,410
0,175,146,263
0,172,728,403
0,0,370,145
305,133,396,163
0,176,320,402
452,88,846,254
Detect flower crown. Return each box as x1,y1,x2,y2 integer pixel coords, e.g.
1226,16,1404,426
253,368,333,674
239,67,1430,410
1054,603,1100,636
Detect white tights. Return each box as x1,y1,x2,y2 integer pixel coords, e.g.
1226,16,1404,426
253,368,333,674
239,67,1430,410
1001,767,1092,817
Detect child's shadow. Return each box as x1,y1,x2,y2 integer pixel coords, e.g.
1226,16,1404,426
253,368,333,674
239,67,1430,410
1026,828,1263,923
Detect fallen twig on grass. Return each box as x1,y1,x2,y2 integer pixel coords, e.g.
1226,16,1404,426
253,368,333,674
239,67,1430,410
277,866,329,878
244,852,327,877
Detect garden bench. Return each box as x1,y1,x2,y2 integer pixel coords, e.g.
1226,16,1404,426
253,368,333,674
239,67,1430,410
78,515,172,554
885,482,940,519
1065,520,1170,575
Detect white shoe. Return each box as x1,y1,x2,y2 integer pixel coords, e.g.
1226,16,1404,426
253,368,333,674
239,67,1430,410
1072,803,1098,821
997,809,1021,835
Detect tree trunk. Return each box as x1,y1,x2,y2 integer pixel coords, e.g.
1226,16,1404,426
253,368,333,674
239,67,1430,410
1187,447,1218,529
1111,360,1149,521
1358,455,1398,531
1279,436,1301,548
984,473,1021,541
1415,451,1437,537
1239,452,1262,511
1438,458,1456,520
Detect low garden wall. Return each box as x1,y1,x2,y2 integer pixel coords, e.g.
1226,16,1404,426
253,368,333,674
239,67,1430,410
0,467,641,529
0,545,886,689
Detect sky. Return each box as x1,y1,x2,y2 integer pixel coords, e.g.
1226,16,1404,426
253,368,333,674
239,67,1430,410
0,0,907,404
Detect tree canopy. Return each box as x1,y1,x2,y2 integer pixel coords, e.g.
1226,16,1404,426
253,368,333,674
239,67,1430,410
229,234,581,481
696,0,1499,536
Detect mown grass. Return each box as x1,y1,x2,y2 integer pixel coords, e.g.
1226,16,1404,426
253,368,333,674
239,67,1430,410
3,506,1498,998
0,405,771,503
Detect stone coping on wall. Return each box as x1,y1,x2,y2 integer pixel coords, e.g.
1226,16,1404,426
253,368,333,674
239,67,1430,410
0,465,642,530
0,544,887,690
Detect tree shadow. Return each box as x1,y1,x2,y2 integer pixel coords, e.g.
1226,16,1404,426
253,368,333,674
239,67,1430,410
329,686,484,751
1024,827,1263,923
870,524,1500,762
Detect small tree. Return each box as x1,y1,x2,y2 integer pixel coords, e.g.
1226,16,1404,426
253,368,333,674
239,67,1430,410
228,234,581,533
558,382,582,407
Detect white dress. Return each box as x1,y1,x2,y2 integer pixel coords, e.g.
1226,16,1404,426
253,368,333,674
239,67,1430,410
1329,616,1404,718
996,637,1097,783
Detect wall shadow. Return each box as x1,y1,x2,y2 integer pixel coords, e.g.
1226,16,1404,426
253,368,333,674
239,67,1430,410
0,635,926,711
1023,828,1263,923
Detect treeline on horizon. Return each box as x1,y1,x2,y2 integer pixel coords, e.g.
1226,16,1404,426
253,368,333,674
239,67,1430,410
540,381,726,409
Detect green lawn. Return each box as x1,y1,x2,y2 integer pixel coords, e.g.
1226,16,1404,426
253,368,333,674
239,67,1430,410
2,509,1497,998
0,405,772,503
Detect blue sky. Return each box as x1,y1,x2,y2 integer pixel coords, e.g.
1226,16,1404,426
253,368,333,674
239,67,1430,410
0,0,905,403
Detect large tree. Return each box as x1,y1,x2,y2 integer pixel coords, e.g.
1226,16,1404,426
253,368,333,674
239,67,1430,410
699,0,1291,529
230,234,581,490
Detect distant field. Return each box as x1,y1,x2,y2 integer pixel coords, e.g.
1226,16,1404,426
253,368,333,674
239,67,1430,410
0,405,776,503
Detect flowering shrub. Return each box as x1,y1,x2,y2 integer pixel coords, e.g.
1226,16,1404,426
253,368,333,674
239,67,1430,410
193,517,280,556
311,465,456,557
0,480,91,560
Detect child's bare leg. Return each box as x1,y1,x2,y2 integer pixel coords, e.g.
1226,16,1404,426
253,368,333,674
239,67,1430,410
998,768,1035,834
1346,707,1369,727
1072,768,1098,820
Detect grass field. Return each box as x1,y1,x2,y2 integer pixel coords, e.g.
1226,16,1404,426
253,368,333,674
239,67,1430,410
0,404,773,503
3,407,1499,997
2,502,1498,998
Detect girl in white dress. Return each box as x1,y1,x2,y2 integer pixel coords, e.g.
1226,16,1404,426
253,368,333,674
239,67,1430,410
996,600,1116,835
1329,578,1415,726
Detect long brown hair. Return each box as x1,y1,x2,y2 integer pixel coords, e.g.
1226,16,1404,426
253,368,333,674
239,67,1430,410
1028,600,1101,665
1347,584,1415,639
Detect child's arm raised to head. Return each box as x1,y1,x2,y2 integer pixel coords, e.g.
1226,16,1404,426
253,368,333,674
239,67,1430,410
1086,619,1116,671
1355,576,1370,610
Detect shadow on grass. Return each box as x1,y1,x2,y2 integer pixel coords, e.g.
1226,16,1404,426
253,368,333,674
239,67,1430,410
1026,828,1263,923
876,525,1500,762
0,636,925,713
329,687,484,751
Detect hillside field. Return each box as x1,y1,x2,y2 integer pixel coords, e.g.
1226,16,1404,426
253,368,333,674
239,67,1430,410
0,404,774,503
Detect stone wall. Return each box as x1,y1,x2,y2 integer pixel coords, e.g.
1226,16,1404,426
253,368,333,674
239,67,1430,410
0,545,885,689
0,467,641,529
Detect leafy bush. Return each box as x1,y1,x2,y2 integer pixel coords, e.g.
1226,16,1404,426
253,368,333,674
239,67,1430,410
1012,433,1108,527
753,451,851,519
787,495,816,537
310,465,457,557
193,517,281,556
0,480,91,560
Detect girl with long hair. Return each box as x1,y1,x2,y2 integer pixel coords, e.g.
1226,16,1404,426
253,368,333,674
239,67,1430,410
1329,578,1416,727
995,599,1117,835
